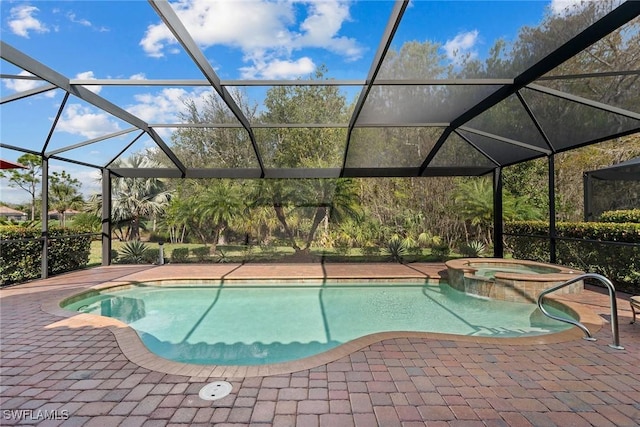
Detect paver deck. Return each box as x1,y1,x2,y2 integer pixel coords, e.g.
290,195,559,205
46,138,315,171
1,263,639,426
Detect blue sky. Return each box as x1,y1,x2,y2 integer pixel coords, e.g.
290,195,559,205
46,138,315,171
1,0,582,204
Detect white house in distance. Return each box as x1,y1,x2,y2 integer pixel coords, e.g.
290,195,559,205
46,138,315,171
0,206,27,221
1,159,28,221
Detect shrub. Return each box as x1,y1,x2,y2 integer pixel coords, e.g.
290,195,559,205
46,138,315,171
148,231,170,243
0,225,92,286
362,245,380,257
259,243,275,255
69,213,101,234
403,236,421,255
48,230,92,274
191,246,210,262
460,240,486,257
334,239,351,256
241,244,255,262
171,247,189,263
600,209,640,224
431,243,451,260
143,248,160,264
385,236,408,263
215,249,230,263
118,240,150,264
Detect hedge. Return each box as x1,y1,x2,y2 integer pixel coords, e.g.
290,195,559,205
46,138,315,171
191,246,210,261
171,247,189,263
143,248,160,264
0,226,93,286
599,209,640,223
505,221,640,293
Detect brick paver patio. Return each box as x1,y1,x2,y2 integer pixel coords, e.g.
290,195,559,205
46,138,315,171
1,264,638,426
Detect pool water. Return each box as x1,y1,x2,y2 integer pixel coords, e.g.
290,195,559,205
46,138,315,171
64,282,573,365
473,265,557,278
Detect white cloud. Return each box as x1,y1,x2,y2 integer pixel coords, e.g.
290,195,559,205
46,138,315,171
75,71,102,94
240,57,315,79
8,4,49,38
56,8,109,32
4,71,57,98
56,104,121,139
141,0,296,55
66,12,91,27
0,180,31,204
443,30,479,65
140,0,362,78
48,165,102,199
126,88,196,123
74,169,102,197
294,1,359,58
5,71,40,92
129,73,147,80
0,165,101,204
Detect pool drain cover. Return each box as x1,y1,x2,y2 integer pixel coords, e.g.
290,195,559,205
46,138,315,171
199,381,232,401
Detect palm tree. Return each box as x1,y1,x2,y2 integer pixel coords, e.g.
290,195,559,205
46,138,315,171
49,171,84,227
252,178,362,254
454,177,543,245
111,154,171,241
193,181,245,250
160,198,192,244
241,205,280,246
454,178,494,244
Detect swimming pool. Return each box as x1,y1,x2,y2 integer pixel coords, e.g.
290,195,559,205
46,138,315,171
62,281,574,366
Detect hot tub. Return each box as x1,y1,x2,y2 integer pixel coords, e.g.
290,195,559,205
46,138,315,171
445,258,584,303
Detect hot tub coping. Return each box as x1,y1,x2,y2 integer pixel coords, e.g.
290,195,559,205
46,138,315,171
446,258,583,281
445,258,585,303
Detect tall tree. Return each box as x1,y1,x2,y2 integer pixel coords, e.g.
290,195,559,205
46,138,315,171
252,67,362,254
260,66,347,168
192,180,245,249
503,158,549,217
252,178,362,254
160,198,191,244
347,42,450,169
165,88,260,246
0,153,41,220
455,0,640,221
170,88,258,168
453,177,543,245
111,154,171,241
49,171,83,227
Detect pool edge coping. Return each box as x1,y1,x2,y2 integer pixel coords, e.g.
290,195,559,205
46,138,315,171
41,279,604,379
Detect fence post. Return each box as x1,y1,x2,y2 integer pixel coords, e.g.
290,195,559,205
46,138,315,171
493,167,504,258
41,157,49,279
101,168,112,266
549,155,557,264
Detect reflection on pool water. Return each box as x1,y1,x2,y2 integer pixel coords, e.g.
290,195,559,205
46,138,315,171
63,282,574,366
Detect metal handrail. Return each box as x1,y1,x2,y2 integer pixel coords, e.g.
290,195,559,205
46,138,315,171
537,273,624,350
